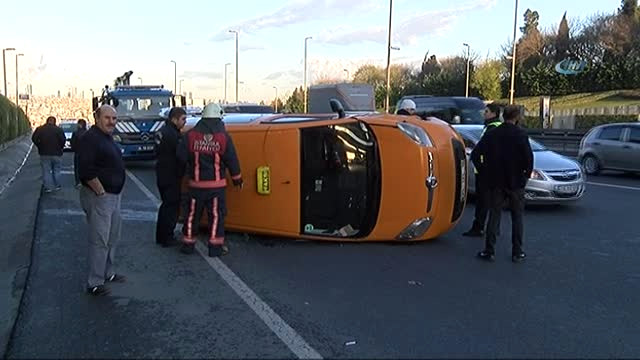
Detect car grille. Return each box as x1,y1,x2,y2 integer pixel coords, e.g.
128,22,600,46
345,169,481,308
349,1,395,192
546,170,581,182
119,133,154,145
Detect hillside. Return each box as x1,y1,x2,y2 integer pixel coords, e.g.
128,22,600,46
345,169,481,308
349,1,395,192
501,89,640,112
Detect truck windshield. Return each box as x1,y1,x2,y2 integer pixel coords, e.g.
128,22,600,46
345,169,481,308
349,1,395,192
115,96,170,117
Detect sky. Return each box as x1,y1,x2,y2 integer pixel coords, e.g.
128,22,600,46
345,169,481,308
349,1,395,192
0,0,620,103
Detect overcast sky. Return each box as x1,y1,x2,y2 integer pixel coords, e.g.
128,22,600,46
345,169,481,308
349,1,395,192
0,0,620,102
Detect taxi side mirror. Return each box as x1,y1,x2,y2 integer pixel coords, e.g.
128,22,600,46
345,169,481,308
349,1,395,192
330,99,345,118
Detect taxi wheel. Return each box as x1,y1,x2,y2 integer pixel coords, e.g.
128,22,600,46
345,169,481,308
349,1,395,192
582,155,600,175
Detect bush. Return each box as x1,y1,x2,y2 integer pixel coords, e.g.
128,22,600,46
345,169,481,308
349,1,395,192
574,114,638,129
0,95,31,145
519,114,638,130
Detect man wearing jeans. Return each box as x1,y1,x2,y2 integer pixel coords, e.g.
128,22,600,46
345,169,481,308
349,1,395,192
31,116,66,193
77,105,126,296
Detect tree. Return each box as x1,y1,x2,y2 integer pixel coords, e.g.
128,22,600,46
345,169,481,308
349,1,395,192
283,87,305,113
472,60,504,100
555,12,571,61
620,0,639,18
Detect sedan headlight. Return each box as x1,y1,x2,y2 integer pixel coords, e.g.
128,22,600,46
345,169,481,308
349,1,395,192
397,122,433,147
530,169,545,180
113,135,122,142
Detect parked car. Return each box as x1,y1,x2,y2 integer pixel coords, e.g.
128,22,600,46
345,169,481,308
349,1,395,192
395,95,487,124
222,103,275,114
454,124,586,204
578,122,640,175
59,120,77,151
179,107,469,242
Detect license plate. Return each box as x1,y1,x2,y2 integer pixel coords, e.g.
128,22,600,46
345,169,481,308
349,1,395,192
138,145,154,151
556,184,578,193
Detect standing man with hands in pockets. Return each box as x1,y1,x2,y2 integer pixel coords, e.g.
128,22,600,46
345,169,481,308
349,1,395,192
77,105,126,296
471,105,533,263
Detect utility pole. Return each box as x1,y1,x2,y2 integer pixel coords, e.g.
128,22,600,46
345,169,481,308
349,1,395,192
273,86,278,112
384,0,393,113
170,60,177,95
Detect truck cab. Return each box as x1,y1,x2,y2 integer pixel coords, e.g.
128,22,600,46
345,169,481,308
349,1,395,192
93,82,185,160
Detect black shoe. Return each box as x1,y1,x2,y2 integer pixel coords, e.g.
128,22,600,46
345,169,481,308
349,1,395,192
180,244,195,254
477,250,495,262
512,252,526,263
87,285,110,296
208,245,229,257
463,228,484,237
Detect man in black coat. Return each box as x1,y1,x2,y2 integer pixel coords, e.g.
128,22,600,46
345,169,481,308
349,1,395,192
470,105,533,263
32,116,66,193
154,107,187,247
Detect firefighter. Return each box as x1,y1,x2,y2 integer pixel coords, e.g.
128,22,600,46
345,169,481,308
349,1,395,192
155,107,187,247
462,102,503,237
177,103,243,257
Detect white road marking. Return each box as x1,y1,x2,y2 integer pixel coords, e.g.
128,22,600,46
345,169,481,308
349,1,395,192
126,170,323,360
587,182,640,191
44,208,157,222
61,170,74,175
0,142,33,197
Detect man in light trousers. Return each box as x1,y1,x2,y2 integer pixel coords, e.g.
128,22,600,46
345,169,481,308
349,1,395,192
77,105,126,296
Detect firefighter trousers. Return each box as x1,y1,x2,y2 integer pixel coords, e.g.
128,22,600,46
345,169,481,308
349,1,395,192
182,188,227,248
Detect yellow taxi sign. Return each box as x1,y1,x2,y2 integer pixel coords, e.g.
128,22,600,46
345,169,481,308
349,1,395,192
257,166,270,195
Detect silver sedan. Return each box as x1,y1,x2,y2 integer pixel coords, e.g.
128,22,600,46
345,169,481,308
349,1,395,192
453,125,586,204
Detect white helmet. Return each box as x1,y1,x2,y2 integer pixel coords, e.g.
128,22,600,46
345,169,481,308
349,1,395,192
399,99,416,111
202,103,224,119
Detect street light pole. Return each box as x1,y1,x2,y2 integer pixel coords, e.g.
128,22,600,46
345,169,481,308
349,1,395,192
463,43,470,97
138,77,143,85
509,0,519,105
3,47,15,98
272,86,278,112
304,36,312,113
385,0,393,113
224,62,231,103
229,30,239,103
170,60,177,95
16,53,23,104
343,69,349,81
179,79,184,95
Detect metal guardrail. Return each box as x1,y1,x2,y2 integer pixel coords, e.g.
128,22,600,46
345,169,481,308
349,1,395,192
526,129,587,157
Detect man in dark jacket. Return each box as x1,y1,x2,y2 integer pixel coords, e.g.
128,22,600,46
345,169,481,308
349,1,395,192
32,116,66,193
77,105,126,296
463,103,503,237
177,103,243,257
471,105,533,263
70,118,88,188
155,107,187,247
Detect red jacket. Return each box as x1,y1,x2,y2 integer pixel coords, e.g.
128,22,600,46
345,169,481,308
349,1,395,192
178,118,242,189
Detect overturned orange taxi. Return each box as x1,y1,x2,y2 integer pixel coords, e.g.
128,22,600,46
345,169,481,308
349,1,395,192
179,108,468,241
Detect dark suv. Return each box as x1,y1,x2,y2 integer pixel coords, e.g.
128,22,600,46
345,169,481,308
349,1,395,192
395,95,486,124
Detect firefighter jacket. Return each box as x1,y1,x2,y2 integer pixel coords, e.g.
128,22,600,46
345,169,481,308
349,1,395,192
177,117,242,189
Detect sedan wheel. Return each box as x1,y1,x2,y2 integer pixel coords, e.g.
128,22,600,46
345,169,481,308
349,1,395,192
582,155,600,175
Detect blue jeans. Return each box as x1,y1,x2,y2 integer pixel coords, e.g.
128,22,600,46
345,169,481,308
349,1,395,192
40,155,62,191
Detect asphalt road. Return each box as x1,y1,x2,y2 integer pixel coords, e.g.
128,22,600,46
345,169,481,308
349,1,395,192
5,153,640,358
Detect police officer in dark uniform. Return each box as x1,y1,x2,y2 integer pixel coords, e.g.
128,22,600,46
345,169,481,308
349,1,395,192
463,102,503,237
155,107,187,247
